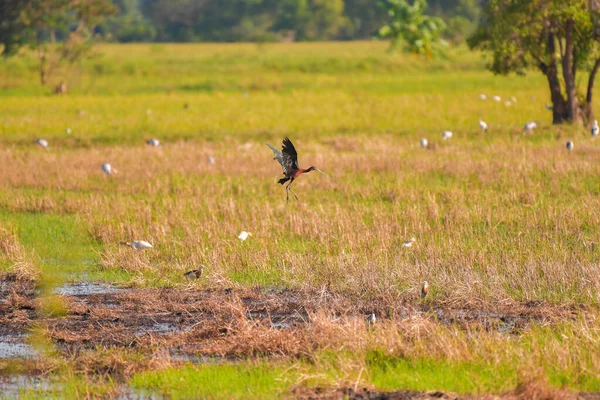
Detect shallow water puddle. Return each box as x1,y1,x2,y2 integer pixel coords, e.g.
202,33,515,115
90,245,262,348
0,375,55,398
0,335,39,359
54,281,124,296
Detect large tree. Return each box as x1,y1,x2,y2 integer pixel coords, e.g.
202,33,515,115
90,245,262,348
1,0,115,88
469,0,600,124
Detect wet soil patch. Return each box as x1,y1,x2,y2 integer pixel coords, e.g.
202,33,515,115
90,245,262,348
0,274,37,359
0,275,587,361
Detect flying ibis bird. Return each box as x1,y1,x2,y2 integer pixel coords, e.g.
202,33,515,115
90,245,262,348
479,119,488,132
523,121,537,133
421,281,429,298
566,141,574,151
36,139,48,149
238,231,252,241
120,240,153,250
592,120,599,137
101,163,114,176
267,137,325,203
420,138,428,148
146,138,160,147
442,130,453,140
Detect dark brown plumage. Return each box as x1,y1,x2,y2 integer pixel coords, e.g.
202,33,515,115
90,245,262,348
266,137,325,202
183,265,204,280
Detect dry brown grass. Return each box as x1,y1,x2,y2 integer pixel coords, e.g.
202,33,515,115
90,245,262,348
2,134,597,306
0,226,40,280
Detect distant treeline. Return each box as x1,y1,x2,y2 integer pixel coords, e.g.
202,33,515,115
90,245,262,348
100,0,481,43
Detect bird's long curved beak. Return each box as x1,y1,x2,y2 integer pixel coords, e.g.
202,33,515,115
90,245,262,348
315,167,326,176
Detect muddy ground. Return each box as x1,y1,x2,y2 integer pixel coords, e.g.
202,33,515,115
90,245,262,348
0,273,593,398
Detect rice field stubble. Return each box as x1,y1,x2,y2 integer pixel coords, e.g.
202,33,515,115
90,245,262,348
0,42,599,398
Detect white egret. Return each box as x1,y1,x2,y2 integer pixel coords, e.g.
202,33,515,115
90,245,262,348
442,131,453,140
504,101,512,107
238,231,252,241
592,120,599,137
479,94,487,100
523,121,537,133
510,96,517,103
402,237,416,247
120,240,153,250
36,139,48,149
366,313,376,326
66,128,72,135
101,163,114,175
566,141,574,151
479,119,488,132
493,95,501,102
207,156,215,165
420,138,428,148
146,138,160,147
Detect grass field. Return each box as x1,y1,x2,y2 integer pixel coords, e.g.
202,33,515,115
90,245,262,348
1,42,599,399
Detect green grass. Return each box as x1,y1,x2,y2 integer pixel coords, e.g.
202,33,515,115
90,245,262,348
0,212,99,285
1,41,600,397
130,362,294,400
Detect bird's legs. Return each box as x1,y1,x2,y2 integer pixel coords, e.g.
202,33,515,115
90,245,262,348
285,180,299,203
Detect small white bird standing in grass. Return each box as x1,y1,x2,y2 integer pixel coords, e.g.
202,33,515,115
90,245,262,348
523,121,537,133
493,95,501,102
366,313,376,326
566,141,574,151
504,101,512,107
66,128,72,135
120,240,153,250
592,120,599,137
238,231,252,241
442,130,453,140
510,96,517,103
36,139,48,149
402,237,416,247
421,281,429,298
420,138,428,148
207,156,215,165
101,163,114,176
479,119,488,132
146,138,160,147
479,94,487,100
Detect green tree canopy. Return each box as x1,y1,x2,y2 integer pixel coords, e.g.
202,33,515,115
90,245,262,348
377,0,447,57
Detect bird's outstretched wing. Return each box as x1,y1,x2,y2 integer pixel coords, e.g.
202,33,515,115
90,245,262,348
267,137,298,176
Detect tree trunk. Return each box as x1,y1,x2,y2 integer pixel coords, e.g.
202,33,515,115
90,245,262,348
541,32,568,124
547,72,568,124
562,19,581,123
37,44,46,86
586,58,600,123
